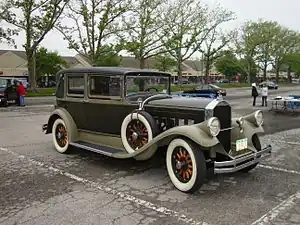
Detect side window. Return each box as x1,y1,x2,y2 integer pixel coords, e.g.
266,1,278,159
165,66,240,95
89,75,121,98
67,75,84,96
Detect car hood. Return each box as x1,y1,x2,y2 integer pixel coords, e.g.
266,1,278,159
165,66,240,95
148,96,214,109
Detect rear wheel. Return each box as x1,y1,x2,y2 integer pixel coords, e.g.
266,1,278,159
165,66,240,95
166,138,206,193
52,118,70,153
240,134,261,172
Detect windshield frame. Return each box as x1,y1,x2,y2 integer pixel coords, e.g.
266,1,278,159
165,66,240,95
124,72,171,99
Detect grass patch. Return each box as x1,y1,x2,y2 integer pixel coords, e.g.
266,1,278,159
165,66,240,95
26,88,55,97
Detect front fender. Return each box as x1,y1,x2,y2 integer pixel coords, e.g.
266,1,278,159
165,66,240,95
45,108,79,142
231,117,264,147
121,121,219,161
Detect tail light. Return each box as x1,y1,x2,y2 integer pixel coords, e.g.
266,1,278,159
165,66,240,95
1,92,4,96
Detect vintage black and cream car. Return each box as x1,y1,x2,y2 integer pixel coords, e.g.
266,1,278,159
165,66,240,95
42,67,272,193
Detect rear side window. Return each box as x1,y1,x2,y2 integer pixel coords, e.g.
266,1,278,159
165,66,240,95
89,75,121,99
67,75,84,96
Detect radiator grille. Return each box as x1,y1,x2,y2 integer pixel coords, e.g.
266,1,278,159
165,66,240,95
213,103,231,152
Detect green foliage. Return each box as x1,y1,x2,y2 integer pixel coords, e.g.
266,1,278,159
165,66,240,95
214,51,242,77
0,27,18,46
35,47,67,77
153,54,176,71
93,45,122,66
282,53,300,73
56,0,129,65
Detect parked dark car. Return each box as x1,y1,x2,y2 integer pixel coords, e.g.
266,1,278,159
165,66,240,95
181,84,227,97
42,67,271,193
0,77,18,107
259,81,278,89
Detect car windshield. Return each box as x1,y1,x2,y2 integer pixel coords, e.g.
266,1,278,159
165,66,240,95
0,78,7,88
125,75,170,97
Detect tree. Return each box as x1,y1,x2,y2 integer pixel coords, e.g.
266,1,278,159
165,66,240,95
235,21,265,84
56,0,129,65
252,20,281,81
271,28,300,82
201,28,237,83
0,0,69,89
160,0,208,83
161,0,234,84
35,47,67,80
119,0,167,69
282,52,300,82
214,50,242,77
154,53,176,72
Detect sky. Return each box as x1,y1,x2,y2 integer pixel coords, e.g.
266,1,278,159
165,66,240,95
0,0,299,57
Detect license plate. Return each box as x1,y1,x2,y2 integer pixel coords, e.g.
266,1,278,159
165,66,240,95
236,138,248,151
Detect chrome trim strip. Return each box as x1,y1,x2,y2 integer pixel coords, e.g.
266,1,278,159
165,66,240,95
70,142,123,156
220,127,233,131
214,145,272,174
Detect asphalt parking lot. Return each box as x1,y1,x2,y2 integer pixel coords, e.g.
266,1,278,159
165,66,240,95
0,96,299,225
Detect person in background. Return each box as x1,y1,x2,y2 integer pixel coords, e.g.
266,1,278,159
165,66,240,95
261,83,268,107
16,81,25,106
251,83,258,106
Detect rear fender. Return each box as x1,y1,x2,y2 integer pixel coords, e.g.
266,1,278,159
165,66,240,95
45,108,79,142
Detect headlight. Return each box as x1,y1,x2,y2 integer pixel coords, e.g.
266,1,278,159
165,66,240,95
254,110,263,126
207,117,220,137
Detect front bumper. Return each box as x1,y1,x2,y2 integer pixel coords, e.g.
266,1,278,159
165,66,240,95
214,145,272,173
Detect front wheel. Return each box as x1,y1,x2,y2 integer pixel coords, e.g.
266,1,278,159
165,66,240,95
52,118,70,154
166,138,206,193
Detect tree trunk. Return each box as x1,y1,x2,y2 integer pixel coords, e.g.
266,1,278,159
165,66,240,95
287,65,292,83
26,50,37,90
177,60,182,86
275,66,280,83
140,58,145,69
247,62,251,85
205,56,210,84
263,61,267,81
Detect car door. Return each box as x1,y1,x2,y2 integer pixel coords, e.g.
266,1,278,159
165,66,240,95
83,74,135,135
6,79,17,101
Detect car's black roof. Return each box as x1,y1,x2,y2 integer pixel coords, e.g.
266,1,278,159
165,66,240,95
58,67,171,76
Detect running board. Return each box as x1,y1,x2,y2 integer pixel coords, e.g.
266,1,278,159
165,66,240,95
70,141,125,156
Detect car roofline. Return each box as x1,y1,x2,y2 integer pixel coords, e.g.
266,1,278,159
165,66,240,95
57,66,171,77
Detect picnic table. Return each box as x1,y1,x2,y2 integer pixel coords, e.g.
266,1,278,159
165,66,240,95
269,95,300,114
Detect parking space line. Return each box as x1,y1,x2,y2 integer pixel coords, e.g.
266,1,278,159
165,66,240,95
250,191,300,225
0,147,209,225
258,164,300,175
274,140,300,146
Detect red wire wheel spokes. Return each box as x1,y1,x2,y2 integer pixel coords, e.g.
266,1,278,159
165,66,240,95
126,119,149,150
55,124,68,148
172,146,193,183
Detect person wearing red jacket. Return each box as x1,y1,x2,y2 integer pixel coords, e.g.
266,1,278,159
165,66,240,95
16,81,25,106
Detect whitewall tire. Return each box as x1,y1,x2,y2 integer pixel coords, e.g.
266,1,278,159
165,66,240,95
166,138,206,193
121,111,158,153
52,118,70,153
